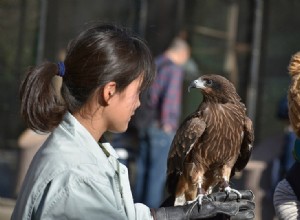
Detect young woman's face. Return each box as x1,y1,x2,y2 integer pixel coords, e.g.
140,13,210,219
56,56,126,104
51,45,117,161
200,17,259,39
106,76,142,133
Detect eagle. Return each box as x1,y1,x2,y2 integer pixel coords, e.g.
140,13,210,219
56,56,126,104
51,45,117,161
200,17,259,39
166,74,254,206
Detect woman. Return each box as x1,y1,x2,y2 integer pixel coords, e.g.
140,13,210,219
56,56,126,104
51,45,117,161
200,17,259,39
12,23,254,220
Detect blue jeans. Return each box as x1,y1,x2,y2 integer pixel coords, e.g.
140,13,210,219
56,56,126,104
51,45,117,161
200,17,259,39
133,124,175,208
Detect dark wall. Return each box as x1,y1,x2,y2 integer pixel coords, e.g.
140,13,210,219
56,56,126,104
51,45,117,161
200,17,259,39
1,0,300,148
183,0,300,142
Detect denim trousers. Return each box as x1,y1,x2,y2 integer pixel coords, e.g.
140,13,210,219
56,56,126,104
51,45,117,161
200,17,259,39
133,124,175,208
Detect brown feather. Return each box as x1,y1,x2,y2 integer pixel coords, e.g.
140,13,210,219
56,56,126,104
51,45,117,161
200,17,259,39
166,74,254,204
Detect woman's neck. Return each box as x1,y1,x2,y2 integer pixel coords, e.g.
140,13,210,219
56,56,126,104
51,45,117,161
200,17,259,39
73,110,106,142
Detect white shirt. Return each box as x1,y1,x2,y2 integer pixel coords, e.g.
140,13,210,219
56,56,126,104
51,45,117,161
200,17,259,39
11,112,153,220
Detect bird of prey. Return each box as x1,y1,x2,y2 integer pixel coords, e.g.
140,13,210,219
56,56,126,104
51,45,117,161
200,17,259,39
166,74,254,206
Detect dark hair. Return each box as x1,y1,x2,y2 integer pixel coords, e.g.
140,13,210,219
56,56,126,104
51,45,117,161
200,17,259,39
20,24,155,132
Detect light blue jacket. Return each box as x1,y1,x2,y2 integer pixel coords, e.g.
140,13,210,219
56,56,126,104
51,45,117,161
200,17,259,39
11,112,153,220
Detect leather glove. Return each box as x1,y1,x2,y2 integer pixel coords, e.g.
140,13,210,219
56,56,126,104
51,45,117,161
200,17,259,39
151,190,255,220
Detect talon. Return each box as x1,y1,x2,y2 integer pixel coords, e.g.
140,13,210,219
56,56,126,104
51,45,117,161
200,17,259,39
224,186,242,199
186,193,207,205
198,194,204,205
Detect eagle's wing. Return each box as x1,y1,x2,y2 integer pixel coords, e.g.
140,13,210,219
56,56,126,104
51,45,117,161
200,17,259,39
166,114,206,194
231,116,254,177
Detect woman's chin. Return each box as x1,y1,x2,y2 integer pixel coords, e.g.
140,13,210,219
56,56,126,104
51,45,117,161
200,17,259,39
109,125,128,134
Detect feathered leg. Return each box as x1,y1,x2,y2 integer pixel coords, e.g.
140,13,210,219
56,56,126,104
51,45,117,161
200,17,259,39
186,165,206,205
174,175,188,206
175,163,206,205
195,177,206,204
220,165,242,198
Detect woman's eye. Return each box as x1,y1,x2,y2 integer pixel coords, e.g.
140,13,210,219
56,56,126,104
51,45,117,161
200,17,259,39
206,79,213,86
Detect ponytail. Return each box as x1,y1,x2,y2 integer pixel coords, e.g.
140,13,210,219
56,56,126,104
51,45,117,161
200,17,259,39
19,24,156,133
20,62,66,132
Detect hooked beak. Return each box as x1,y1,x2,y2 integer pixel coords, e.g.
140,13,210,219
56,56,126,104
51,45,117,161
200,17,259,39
188,79,205,92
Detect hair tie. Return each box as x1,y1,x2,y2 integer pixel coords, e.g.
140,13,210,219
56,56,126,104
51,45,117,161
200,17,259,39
57,61,65,77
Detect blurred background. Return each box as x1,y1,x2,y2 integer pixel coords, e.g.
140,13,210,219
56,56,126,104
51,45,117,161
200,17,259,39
1,0,300,219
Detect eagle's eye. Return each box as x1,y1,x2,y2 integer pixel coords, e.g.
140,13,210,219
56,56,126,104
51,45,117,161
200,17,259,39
205,79,213,86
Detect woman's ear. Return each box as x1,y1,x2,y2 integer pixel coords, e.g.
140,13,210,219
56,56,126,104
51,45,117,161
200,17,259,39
103,82,117,104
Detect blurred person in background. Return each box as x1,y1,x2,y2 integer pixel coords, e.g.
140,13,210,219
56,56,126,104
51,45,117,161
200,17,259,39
132,37,191,208
273,52,300,220
270,95,296,196
12,23,254,220
277,96,296,173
